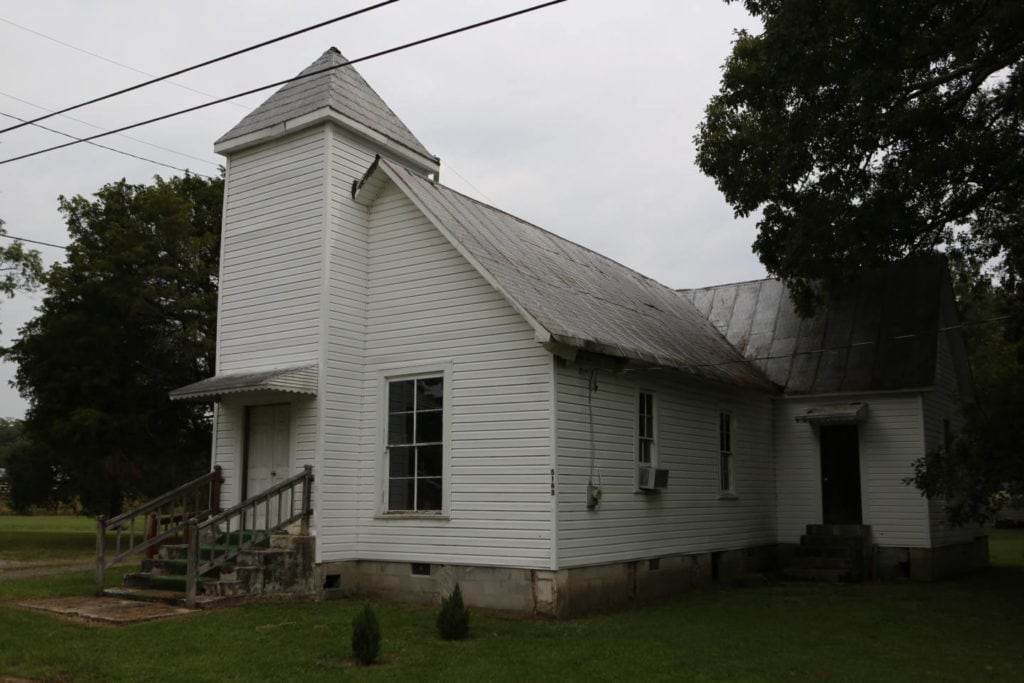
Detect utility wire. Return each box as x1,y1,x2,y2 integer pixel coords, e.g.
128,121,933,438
0,90,218,167
0,233,67,250
0,0,568,166
0,110,213,178
0,0,400,135
0,16,251,112
0,226,1014,354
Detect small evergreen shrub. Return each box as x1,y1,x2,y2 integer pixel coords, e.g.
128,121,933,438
437,583,471,640
351,604,381,665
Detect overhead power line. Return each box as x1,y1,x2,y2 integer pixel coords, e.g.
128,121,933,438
0,16,251,111
0,89,219,167
0,233,67,250
0,0,400,135
0,0,568,166
0,110,213,178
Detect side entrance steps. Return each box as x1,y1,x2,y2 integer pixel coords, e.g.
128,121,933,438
104,531,316,608
782,524,873,582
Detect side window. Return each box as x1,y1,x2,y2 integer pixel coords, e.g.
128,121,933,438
719,411,733,494
386,376,444,512
638,391,656,466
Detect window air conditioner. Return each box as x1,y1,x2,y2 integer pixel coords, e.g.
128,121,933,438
638,465,669,491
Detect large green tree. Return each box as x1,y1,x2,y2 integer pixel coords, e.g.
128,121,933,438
5,174,222,517
696,0,1023,311
696,1,1024,523
0,219,44,335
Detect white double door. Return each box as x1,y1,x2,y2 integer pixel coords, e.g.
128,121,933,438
244,404,291,527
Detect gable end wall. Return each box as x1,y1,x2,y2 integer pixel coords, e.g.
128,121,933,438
317,176,555,568
774,393,931,547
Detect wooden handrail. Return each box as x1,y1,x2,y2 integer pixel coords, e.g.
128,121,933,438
104,467,223,529
186,465,313,607
95,466,223,595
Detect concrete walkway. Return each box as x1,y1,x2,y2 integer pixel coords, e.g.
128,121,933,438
16,595,195,624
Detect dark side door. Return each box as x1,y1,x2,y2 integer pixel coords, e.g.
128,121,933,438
819,424,863,525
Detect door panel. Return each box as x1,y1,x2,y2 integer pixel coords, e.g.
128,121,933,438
819,424,862,525
245,404,291,501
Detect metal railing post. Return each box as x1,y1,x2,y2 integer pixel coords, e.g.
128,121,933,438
95,517,106,595
186,519,199,608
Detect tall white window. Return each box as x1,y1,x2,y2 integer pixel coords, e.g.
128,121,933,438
638,391,655,465
719,411,733,494
386,376,444,512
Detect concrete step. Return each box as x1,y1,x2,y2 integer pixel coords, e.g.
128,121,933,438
799,534,871,549
140,558,188,575
102,586,240,610
794,545,865,561
787,555,853,571
124,532,316,603
782,567,852,583
805,524,871,538
103,586,186,606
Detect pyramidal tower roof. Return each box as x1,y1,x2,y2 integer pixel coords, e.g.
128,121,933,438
216,48,434,161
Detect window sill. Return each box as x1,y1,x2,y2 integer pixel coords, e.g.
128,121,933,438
718,492,739,501
374,512,450,521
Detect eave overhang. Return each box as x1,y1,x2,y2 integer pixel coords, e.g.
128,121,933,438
794,402,869,426
169,364,318,402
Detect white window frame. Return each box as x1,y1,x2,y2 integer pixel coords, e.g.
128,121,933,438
719,410,736,497
636,390,657,489
377,363,452,517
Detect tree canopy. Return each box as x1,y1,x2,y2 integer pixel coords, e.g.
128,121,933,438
4,174,222,516
697,1,1024,524
0,220,44,335
696,0,1024,312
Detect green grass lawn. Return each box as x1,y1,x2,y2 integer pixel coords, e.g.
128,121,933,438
1,517,1022,682
0,514,102,566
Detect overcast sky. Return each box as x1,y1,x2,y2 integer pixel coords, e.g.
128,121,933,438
0,0,764,418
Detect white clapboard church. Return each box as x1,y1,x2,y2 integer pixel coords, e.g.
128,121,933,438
165,49,985,614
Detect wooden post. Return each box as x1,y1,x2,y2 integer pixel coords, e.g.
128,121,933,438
300,465,313,536
186,519,199,609
95,517,106,595
145,512,159,559
211,465,223,514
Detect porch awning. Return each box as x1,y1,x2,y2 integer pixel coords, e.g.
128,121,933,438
794,402,869,426
169,364,318,401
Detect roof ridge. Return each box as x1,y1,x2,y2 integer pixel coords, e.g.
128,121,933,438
679,276,779,293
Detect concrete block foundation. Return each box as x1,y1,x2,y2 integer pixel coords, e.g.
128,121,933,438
318,544,778,617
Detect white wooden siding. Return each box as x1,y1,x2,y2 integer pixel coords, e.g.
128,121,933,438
319,181,554,568
217,128,326,372
211,403,241,505
555,365,775,567
317,124,377,557
775,393,932,547
923,333,981,545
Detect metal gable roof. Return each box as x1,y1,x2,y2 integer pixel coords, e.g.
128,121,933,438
216,48,434,161
682,256,949,394
365,159,772,390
